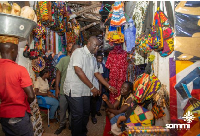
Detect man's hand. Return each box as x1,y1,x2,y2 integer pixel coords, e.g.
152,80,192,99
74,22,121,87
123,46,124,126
109,86,117,94
55,88,60,99
91,87,99,97
102,94,108,102
98,90,102,96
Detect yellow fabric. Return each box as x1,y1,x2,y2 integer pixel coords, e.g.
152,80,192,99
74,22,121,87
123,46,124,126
115,93,134,106
128,106,153,127
34,77,49,94
176,61,194,74
0,36,19,45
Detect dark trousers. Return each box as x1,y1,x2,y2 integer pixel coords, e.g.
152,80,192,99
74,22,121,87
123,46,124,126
90,96,98,117
66,95,90,136
97,88,109,110
0,112,33,136
59,94,70,128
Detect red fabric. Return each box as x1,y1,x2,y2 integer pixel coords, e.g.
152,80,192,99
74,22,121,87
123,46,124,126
177,119,199,136
106,46,128,104
170,75,177,119
0,59,32,118
191,89,200,100
103,116,112,136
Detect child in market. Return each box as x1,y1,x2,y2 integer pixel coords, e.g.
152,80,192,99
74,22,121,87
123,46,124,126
102,81,134,125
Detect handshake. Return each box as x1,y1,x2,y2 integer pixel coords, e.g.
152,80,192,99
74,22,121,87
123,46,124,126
91,85,117,97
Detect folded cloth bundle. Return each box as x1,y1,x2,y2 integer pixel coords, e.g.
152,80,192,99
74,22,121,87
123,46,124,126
0,36,19,45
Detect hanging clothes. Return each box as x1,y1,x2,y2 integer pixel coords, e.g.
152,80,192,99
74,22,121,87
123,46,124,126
110,1,126,26
106,45,128,104
132,1,149,38
124,18,136,52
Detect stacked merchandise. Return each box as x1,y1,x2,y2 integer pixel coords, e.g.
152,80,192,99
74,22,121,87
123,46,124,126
32,1,81,54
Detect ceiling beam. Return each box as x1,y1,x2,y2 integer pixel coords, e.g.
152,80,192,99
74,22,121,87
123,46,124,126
83,13,101,21
77,18,97,22
85,12,101,18
73,4,101,17
67,1,92,6
80,21,100,31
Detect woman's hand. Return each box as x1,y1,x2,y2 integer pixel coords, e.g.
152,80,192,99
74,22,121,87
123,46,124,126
102,94,108,102
117,116,126,128
109,86,117,94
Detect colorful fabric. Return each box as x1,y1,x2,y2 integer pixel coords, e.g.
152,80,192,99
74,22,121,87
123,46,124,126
127,126,170,135
106,46,128,104
32,57,45,73
170,59,200,136
132,1,149,38
134,73,152,103
137,34,152,54
38,1,49,21
108,27,124,43
66,32,76,44
0,36,19,45
159,37,174,57
110,1,126,26
149,9,174,57
30,99,43,136
145,74,161,100
175,67,200,100
115,93,134,107
126,105,153,127
43,54,56,84
151,103,166,119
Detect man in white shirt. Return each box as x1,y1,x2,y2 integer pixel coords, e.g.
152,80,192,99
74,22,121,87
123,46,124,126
63,36,116,136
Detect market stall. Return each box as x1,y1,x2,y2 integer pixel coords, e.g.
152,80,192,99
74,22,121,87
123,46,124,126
0,1,200,136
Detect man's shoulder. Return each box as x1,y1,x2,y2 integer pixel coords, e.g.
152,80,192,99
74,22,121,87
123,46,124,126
72,47,85,57
14,64,28,72
61,56,70,61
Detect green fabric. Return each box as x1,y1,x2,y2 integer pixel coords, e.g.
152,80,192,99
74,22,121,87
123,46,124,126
55,56,70,95
138,113,146,121
58,35,62,53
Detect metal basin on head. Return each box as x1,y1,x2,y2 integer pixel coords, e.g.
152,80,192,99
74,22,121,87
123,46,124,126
0,13,37,41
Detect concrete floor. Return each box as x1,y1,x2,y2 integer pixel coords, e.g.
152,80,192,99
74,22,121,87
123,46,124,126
0,109,106,136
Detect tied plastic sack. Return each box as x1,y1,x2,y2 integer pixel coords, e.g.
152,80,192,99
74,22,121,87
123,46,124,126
174,1,200,59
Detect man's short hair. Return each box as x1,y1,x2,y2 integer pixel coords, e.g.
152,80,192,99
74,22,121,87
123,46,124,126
97,51,103,57
71,44,80,52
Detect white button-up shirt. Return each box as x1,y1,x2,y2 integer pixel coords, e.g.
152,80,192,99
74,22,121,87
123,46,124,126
63,45,98,97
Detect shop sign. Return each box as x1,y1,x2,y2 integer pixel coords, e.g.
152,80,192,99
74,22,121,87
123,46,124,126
166,111,195,129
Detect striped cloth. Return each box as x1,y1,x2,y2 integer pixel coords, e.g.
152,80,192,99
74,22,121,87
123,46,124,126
110,1,126,26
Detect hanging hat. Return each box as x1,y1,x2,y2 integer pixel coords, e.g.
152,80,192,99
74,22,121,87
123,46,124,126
0,36,19,45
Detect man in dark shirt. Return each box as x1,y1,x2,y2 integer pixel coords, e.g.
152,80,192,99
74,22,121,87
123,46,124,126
96,51,109,116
